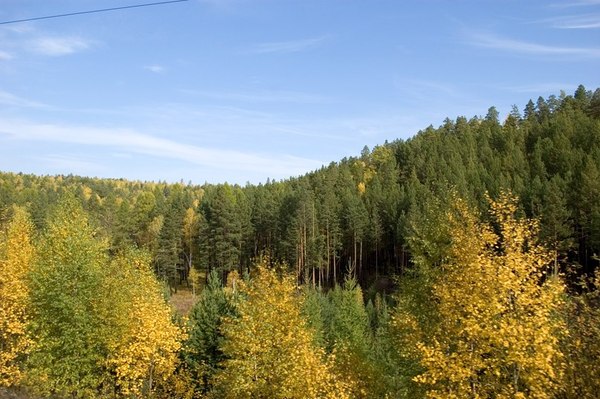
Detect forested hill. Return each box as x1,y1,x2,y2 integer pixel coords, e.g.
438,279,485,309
1,85,599,288
2,85,600,399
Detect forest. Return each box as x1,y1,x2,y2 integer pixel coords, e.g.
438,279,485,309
1,85,600,398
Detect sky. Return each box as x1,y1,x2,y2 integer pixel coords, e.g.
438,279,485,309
0,0,599,185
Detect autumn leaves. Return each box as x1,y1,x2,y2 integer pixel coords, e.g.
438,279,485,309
0,191,594,398
0,197,183,397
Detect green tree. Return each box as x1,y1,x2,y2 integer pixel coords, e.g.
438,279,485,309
325,278,377,398
184,269,236,394
26,195,111,397
156,187,186,288
202,184,243,275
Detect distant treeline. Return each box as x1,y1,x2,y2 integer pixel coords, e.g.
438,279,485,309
1,85,599,289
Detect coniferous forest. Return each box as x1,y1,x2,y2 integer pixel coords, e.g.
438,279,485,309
1,85,600,398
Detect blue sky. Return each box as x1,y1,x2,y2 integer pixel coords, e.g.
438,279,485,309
1,0,599,184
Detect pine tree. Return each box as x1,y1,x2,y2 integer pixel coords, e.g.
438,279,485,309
182,207,199,285
184,269,236,394
325,278,377,398
203,184,243,275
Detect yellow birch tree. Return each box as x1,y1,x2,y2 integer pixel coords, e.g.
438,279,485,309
105,249,186,397
0,207,35,387
212,260,353,399
561,270,600,398
413,193,565,398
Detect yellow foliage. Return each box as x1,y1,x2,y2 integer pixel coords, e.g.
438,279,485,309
357,181,366,195
561,270,600,398
414,193,565,398
105,250,186,397
213,261,353,398
152,364,196,399
0,207,35,387
80,185,93,201
330,344,376,399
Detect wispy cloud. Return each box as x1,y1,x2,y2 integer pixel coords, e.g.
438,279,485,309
0,119,324,178
179,89,333,104
38,154,104,173
536,13,600,29
0,90,47,108
394,79,463,99
144,64,166,73
246,36,329,54
551,0,600,8
468,32,600,58
0,50,14,61
501,82,577,93
28,36,92,56
198,0,248,8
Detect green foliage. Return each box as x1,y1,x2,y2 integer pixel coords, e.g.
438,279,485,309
26,194,111,397
0,85,599,397
184,269,236,394
201,184,243,275
324,278,377,398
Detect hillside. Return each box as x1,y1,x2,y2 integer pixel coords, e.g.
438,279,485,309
1,85,600,398
2,85,599,287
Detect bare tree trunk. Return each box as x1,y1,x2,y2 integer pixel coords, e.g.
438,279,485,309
333,235,337,284
359,240,363,279
375,240,378,279
326,225,330,285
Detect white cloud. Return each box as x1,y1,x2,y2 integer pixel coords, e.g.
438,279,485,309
0,90,47,108
502,83,577,93
179,88,333,104
551,0,600,7
246,36,329,54
550,14,600,29
0,119,324,178
393,79,465,101
468,32,600,58
0,50,14,61
38,154,104,173
28,36,92,56
144,64,166,73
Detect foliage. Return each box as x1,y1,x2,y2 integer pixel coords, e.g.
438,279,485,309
184,269,236,394
410,193,566,398
324,278,377,398
0,207,35,387
105,248,186,397
0,85,599,397
26,195,111,397
561,271,600,398
212,260,352,398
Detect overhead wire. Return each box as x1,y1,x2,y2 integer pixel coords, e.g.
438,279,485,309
0,0,189,25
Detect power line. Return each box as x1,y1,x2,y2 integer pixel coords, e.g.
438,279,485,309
0,0,189,25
